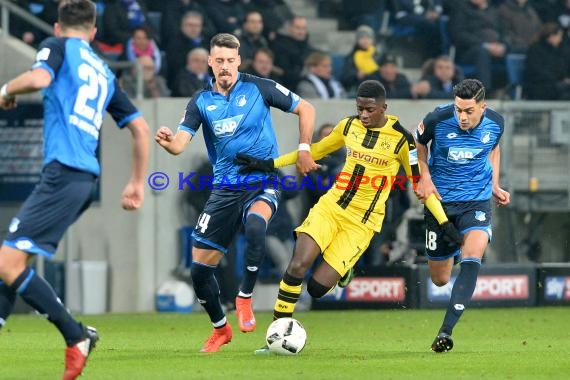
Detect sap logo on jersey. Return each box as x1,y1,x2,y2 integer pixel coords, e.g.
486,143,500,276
447,147,482,163
213,115,243,137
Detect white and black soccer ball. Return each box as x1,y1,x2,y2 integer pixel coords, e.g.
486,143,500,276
265,317,307,355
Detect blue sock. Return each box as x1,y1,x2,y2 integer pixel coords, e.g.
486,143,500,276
191,262,225,325
0,280,16,328
440,258,481,335
240,213,267,295
10,267,83,346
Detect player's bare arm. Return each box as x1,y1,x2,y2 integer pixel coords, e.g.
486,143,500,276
122,117,150,210
0,68,52,109
155,127,193,155
414,141,441,201
489,145,510,206
291,99,319,175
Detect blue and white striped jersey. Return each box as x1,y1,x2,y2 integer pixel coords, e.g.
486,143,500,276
33,37,140,176
415,103,504,202
179,72,301,185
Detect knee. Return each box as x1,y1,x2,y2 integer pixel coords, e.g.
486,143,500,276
286,259,310,279
307,277,331,299
0,246,26,281
244,214,267,241
431,275,450,287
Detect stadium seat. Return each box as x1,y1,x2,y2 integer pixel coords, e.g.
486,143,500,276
505,53,525,100
147,11,162,43
330,53,346,80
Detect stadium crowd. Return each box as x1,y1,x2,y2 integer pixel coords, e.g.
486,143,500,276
8,0,570,101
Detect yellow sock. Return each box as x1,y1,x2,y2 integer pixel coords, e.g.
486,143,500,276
273,279,302,319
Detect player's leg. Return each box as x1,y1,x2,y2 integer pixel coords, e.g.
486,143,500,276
272,232,322,320
429,201,491,352
437,230,487,337
190,248,233,353
311,218,375,296
424,205,460,352
1,164,98,378
235,196,275,333
191,189,243,352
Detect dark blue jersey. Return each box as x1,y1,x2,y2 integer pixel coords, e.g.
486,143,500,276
415,103,504,202
32,37,141,176
179,72,301,185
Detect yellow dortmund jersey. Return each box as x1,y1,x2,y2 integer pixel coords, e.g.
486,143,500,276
274,115,419,232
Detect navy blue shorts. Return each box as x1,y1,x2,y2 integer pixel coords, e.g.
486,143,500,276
3,161,97,258
192,184,280,254
424,200,492,261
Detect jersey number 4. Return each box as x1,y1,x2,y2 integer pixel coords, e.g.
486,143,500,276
197,213,211,234
74,63,108,129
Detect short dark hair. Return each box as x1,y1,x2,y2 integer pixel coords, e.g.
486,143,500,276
210,33,240,50
356,80,386,100
453,79,485,102
58,0,96,30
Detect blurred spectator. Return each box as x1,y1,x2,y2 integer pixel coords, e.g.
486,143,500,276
523,22,570,100
165,11,209,90
532,0,570,27
303,123,346,211
172,48,211,98
123,26,162,75
242,47,284,82
498,0,542,54
101,0,151,46
10,0,59,48
237,11,269,63
243,0,294,41
270,16,318,90
296,52,346,99
340,25,382,94
390,0,444,58
448,0,507,92
341,0,386,31
203,0,245,34
160,0,216,48
120,55,170,98
419,55,463,98
364,54,416,98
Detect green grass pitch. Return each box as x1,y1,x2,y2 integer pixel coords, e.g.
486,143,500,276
1,307,569,379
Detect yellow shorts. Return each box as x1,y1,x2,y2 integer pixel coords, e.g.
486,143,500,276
295,196,376,277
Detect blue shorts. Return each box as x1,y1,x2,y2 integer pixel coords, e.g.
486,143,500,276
424,200,492,261
3,161,97,258
192,184,280,254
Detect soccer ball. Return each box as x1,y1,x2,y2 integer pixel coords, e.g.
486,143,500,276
265,317,307,355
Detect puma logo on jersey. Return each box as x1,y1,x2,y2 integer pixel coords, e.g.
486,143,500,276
212,115,243,137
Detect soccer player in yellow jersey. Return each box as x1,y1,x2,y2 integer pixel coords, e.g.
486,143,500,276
235,80,462,353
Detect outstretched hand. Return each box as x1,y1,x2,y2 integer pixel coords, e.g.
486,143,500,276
234,153,275,174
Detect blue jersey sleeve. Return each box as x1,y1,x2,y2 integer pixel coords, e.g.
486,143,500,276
31,37,65,79
178,95,202,136
244,74,300,113
485,108,505,148
416,111,437,145
106,80,141,128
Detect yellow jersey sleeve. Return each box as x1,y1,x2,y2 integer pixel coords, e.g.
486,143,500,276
274,119,348,168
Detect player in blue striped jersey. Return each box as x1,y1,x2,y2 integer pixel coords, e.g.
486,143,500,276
0,1,149,378
155,33,318,352
414,79,510,353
